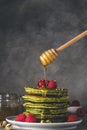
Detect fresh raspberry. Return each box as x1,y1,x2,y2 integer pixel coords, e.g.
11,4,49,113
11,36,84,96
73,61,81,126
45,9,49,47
76,108,85,117
71,100,80,106
37,79,46,88
67,114,78,122
45,80,50,86
25,114,37,122
47,80,57,89
15,113,26,122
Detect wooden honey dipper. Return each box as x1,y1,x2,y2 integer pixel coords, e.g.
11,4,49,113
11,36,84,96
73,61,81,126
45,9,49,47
40,30,87,67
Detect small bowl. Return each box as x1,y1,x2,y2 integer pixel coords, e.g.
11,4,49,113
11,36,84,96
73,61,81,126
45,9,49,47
67,106,82,113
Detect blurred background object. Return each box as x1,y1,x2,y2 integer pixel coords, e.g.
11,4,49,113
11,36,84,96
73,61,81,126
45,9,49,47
0,93,24,121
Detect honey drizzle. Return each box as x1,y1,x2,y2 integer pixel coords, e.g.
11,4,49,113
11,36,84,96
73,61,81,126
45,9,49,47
44,67,47,81
41,67,48,97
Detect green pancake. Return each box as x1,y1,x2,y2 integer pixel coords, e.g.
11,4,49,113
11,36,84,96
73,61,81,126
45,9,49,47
23,86,69,123
22,95,69,103
25,107,67,114
23,102,67,109
24,111,67,122
24,87,68,96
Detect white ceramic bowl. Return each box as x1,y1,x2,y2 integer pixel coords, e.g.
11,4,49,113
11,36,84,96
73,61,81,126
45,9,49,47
67,106,82,113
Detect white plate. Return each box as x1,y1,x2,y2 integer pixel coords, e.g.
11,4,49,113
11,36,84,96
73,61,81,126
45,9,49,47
6,116,82,130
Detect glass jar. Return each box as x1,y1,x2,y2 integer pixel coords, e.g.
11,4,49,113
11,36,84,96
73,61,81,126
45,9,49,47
0,93,20,121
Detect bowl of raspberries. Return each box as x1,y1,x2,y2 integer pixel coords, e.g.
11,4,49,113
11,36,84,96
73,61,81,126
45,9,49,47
67,100,85,117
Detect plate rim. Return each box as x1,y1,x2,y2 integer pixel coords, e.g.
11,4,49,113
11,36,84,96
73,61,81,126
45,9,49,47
6,115,83,127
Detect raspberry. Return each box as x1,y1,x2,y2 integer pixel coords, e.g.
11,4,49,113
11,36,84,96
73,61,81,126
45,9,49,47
15,113,26,122
71,100,80,106
25,114,37,122
67,114,78,122
45,80,50,86
76,108,85,117
48,80,57,89
37,79,46,88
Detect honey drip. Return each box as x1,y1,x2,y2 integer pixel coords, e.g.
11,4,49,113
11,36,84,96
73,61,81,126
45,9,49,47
44,67,47,81
41,67,48,97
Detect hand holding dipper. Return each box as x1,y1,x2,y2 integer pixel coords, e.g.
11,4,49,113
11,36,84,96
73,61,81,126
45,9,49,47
40,30,87,67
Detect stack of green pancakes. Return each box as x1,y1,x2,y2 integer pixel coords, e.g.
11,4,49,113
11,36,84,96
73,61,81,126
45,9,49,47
22,87,69,123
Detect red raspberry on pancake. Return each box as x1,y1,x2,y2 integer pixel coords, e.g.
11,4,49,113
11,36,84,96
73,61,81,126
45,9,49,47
37,79,46,88
48,80,57,89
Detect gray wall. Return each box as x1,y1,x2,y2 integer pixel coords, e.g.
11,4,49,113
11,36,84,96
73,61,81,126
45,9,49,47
0,0,87,108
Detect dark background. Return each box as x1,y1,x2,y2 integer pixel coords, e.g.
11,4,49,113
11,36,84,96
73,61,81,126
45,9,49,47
0,0,87,108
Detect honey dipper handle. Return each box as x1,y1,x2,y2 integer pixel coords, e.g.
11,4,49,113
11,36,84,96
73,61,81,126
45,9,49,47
56,30,87,52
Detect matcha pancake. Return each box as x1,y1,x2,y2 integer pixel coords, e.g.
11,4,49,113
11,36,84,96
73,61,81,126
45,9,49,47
22,79,69,123
23,102,67,109
24,87,68,96
24,111,67,122
22,95,69,103
25,107,67,115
